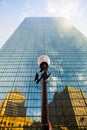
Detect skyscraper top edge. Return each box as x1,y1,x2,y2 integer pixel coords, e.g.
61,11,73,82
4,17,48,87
24,16,67,20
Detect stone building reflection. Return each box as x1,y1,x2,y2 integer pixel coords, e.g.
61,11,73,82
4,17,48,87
0,87,26,116
0,86,87,130
0,87,34,130
49,85,87,129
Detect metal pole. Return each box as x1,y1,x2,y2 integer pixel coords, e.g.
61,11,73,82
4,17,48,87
41,76,49,130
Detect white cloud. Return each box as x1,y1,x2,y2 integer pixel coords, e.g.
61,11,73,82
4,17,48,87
76,73,84,81
47,0,87,37
47,0,85,20
49,76,62,92
33,111,41,121
51,65,64,74
34,111,41,116
76,72,87,85
84,81,87,85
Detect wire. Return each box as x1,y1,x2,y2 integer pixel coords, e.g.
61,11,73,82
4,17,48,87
36,83,42,90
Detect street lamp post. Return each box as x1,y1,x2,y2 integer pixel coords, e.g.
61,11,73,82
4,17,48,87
34,55,51,130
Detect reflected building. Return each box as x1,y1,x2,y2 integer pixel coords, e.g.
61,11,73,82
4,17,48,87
49,85,87,129
0,88,34,130
0,87,26,116
0,116,34,130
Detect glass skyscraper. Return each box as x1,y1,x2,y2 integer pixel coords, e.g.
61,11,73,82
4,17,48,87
0,17,87,129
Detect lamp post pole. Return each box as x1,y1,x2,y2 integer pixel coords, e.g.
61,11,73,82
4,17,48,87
41,73,49,130
34,55,51,130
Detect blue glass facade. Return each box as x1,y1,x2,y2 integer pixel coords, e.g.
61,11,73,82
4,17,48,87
0,17,87,129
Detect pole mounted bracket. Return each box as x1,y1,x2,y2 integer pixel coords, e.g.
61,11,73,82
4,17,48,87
34,71,51,84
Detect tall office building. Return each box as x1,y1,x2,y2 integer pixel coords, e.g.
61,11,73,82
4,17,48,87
0,17,87,129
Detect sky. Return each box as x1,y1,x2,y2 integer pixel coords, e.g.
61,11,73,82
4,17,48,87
0,0,87,48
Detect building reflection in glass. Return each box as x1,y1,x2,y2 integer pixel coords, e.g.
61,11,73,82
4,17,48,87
0,85,87,129
0,88,34,129
49,85,87,129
